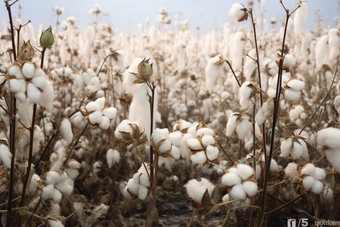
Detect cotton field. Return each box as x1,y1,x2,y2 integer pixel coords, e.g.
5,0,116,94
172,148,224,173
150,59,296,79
0,0,339,226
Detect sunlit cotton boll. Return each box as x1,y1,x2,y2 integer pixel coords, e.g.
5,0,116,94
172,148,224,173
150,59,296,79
59,119,73,145
205,54,223,90
229,3,248,22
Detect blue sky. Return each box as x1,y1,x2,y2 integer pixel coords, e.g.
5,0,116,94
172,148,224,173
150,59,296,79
0,0,339,34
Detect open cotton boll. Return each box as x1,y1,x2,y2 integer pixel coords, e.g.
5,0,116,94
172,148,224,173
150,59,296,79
205,54,223,90
191,151,206,165
284,89,300,101
285,163,298,178
107,148,119,168
315,35,328,71
88,111,102,125
283,54,296,67
301,163,316,178
229,184,246,200
139,173,150,187
22,62,35,79
229,3,247,21
311,180,323,194
39,80,54,111
133,172,141,184
236,117,252,140
0,144,12,168
317,127,340,149
66,168,79,179
222,172,242,186
280,138,292,158
302,176,315,191
67,159,81,169
226,113,239,137
60,119,73,145
124,179,138,199
94,97,106,110
242,181,257,197
9,79,22,93
237,164,254,180
45,171,62,185
152,128,168,144
8,64,20,77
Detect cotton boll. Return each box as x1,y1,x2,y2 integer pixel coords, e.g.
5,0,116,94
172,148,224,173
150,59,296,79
158,139,172,153
222,172,242,186
284,89,300,101
139,173,150,187
229,3,247,22
236,117,252,140
67,159,81,169
270,159,279,172
322,188,333,205
255,164,261,180
39,80,54,111
285,162,298,178
191,151,206,165
60,119,73,145
287,79,304,91
22,63,35,79
88,111,102,125
66,168,79,179
152,128,168,144
302,176,315,191
47,219,64,227
301,163,316,178
205,54,223,90
280,138,292,158
45,171,61,185
242,181,257,197
237,164,254,180
94,97,106,110
8,65,20,77
106,149,119,168
283,54,296,67
206,145,219,161
138,185,148,200
229,184,246,200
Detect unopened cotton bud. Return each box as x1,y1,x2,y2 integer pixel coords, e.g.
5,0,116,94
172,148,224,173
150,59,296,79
40,26,54,49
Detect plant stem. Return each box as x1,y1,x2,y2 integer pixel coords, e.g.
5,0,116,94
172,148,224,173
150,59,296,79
225,60,241,87
20,103,37,206
217,140,235,165
187,209,196,227
266,194,303,215
34,131,57,167
132,141,150,179
96,53,112,77
6,0,18,225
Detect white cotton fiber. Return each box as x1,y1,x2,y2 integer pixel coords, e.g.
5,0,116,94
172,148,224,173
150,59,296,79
106,149,115,168
202,135,215,147
0,144,12,168
302,176,315,191
138,185,148,200
168,131,182,146
196,127,215,137
291,142,303,159
55,181,73,195
139,173,150,187
27,83,41,102
242,181,257,197
287,79,304,91
226,113,239,137
311,180,323,194
206,145,219,161
102,107,117,120
237,164,254,180
170,146,180,160
229,184,246,200
32,76,46,90
95,97,106,110
190,151,206,165
52,189,62,204
314,167,326,181
9,79,21,93
222,172,242,186
301,163,316,178
187,138,203,150
205,54,223,90
86,102,99,113
39,79,54,111
317,128,340,149
22,63,35,79
45,171,61,185
42,184,56,200
158,139,172,153
68,160,81,169
285,162,298,178
280,138,292,158
99,116,110,130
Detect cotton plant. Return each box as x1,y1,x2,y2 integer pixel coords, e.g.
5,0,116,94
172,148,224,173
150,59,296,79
226,112,252,142
84,97,117,130
298,163,325,194
123,163,150,200
184,178,215,215
289,105,307,126
51,66,76,83
282,77,305,101
280,135,309,161
184,122,220,166
239,81,259,110
221,164,257,206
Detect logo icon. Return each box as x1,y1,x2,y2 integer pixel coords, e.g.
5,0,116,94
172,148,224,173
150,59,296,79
287,218,308,227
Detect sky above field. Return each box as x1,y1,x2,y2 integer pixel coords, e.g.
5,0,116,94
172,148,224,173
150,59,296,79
0,0,339,35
